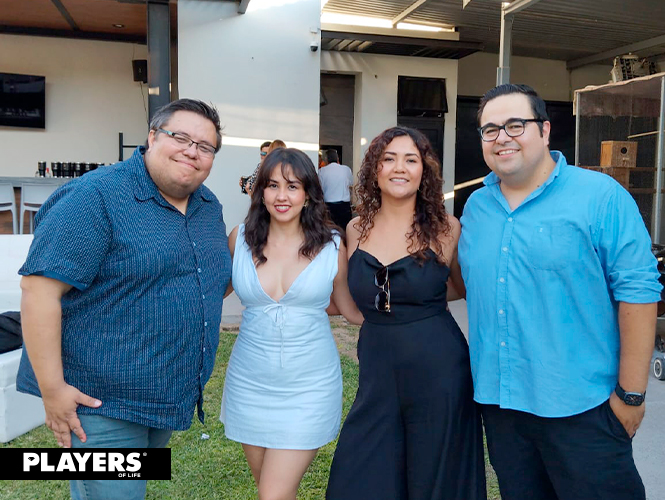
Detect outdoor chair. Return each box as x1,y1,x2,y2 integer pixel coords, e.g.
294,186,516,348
19,183,57,234
0,184,17,235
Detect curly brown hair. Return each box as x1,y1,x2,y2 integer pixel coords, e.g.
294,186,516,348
355,126,450,263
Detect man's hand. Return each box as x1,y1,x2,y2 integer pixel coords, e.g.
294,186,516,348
41,382,101,448
609,391,645,438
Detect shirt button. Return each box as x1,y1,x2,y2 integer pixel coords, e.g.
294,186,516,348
508,217,513,222
502,247,508,252
499,309,504,315
501,341,506,347
192,242,197,247
197,268,202,273
203,347,206,352
204,321,208,327
202,294,206,299
499,277,505,283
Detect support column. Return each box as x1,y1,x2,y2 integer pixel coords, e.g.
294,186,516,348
496,0,544,86
147,0,171,120
497,10,513,85
653,76,665,242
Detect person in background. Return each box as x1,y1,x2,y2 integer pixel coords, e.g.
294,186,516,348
17,98,232,500
326,126,486,500
318,149,354,232
221,148,363,500
243,140,288,196
459,83,661,500
240,140,271,195
268,139,287,153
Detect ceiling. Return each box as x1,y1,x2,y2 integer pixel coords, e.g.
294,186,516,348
323,0,665,66
1,0,664,67
0,0,150,43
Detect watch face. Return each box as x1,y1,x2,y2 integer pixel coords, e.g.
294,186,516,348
624,392,645,406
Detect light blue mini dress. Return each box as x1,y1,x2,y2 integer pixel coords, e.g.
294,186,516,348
220,225,343,449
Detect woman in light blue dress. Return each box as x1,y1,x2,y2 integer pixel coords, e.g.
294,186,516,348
221,148,363,499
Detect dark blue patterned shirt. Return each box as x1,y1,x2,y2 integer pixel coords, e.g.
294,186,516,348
17,147,232,430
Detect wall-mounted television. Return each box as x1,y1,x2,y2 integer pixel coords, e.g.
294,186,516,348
398,76,448,118
0,72,46,129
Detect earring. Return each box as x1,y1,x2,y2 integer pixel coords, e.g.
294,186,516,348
304,199,309,208
261,196,265,204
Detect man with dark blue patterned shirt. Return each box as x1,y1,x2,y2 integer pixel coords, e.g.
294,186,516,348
17,99,232,500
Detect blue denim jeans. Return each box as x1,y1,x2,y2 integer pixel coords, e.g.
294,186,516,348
69,415,172,500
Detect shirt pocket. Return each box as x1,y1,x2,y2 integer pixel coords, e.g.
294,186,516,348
527,223,579,271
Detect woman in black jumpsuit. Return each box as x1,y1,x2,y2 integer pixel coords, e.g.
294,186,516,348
326,127,486,500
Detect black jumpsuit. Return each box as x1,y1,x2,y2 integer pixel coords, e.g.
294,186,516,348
326,249,486,500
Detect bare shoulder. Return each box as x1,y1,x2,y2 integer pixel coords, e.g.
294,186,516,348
346,217,361,244
435,214,459,259
446,213,461,240
228,225,240,256
345,217,361,258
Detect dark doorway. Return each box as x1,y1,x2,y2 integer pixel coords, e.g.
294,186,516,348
320,73,355,168
454,97,487,218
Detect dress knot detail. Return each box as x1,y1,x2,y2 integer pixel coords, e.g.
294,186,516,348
263,303,287,367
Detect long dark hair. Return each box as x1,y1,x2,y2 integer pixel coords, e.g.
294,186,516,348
355,126,450,263
245,148,336,265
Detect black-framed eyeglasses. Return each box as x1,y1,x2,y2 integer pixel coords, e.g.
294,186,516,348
157,128,217,158
374,266,391,313
478,118,544,142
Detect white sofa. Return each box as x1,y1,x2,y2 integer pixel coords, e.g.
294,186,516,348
0,235,46,443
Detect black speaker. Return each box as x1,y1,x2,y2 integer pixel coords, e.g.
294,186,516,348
132,59,148,84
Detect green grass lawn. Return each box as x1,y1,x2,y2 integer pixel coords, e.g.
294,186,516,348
0,330,500,499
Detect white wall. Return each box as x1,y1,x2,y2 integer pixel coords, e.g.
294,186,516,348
0,35,148,176
458,51,612,100
321,51,458,212
178,0,322,231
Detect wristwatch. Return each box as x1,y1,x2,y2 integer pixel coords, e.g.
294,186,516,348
615,383,646,406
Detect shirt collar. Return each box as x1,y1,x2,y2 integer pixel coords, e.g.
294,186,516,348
482,150,566,213
132,146,213,204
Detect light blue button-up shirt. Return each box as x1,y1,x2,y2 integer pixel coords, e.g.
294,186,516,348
459,151,661,417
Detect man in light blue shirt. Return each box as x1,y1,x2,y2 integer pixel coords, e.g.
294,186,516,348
459,84,661,500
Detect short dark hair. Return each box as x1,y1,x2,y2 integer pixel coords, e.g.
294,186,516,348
148,98,222,152
477,84,549,135
325,149,339,164
260,141,271,150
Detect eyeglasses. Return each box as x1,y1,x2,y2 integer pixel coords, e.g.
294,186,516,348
374,266,391,313
260,151,268,157
157,129,217,158
478,118,544,142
